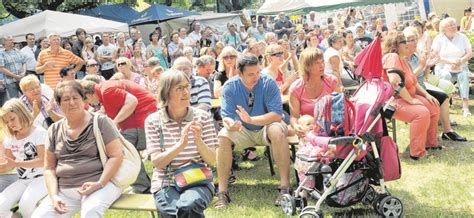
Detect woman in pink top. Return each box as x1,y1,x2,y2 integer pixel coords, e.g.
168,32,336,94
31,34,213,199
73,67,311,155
289,48,339,137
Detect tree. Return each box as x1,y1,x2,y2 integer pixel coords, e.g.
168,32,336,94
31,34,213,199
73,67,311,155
1,0,137,18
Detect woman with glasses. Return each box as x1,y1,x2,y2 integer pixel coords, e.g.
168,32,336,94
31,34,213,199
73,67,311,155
262,44,298,94
85,59,106,81
145,70,217,217
114,57,145,86
214,46,239,98
382,30,441,160
289,48,339,138
432,18,472,117
19,75,62,129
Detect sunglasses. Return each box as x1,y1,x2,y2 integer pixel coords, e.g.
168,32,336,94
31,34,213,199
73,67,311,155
398,40,407,44
117,62,127,67
87,64,99,67
271,52,284,57
247,92,255,108
223,55,237,60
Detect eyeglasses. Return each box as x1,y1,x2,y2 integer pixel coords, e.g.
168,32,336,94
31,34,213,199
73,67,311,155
398,40,407,44
271,52,284,57
407,39,417,44
223,55,237,61
247,92,255,107
175,84,191,93
87,64,99,67
117,62,127,67
24,85,41,93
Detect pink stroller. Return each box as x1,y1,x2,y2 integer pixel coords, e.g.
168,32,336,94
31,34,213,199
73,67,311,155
280,37,405,218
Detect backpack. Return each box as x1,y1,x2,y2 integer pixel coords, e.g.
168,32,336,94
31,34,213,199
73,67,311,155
313,92,355,137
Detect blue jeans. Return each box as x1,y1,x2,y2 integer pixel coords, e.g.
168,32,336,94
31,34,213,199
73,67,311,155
154,183,214,218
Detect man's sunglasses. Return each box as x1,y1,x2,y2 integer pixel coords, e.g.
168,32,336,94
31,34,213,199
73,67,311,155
247,92,255,108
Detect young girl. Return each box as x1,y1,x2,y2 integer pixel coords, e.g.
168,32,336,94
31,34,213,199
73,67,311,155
0,98,47,218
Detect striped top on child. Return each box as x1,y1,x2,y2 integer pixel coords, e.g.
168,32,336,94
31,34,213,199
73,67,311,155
145,106,218,193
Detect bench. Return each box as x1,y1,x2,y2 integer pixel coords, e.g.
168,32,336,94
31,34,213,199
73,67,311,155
110,194,157,217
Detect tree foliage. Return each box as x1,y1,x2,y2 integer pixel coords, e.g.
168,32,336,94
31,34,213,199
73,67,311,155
1,0,137,18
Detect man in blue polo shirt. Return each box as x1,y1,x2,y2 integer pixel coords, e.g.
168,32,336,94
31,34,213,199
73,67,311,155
215,54,291,208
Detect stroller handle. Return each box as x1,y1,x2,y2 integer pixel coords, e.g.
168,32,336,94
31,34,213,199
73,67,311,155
386,68,405,98
329,136,362,145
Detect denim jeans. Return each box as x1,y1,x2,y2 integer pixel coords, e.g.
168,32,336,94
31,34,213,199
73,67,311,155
122,128,151,193
154,183,214,218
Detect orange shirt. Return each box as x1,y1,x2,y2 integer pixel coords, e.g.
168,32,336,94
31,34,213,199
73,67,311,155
36,47,83,89
382,53,417,97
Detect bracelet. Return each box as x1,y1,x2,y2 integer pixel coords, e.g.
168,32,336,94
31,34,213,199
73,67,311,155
97,181,105,188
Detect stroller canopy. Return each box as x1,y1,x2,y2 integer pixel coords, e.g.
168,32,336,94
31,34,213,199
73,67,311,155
354,36,384,80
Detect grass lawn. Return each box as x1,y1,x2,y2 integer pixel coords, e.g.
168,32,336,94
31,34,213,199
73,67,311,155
102,99,473,217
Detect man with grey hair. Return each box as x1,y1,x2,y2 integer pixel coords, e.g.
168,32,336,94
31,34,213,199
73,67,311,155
273,12,294,39
195,55,216,98
264,32,277,45
0,35,26,105
172,57,211,111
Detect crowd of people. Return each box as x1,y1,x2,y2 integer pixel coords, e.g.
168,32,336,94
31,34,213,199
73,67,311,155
0,7,472,217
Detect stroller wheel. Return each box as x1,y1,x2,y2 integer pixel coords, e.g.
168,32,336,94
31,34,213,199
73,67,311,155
377,195,403,217
299,207,323,218
372,193,388,215
280,194,296,216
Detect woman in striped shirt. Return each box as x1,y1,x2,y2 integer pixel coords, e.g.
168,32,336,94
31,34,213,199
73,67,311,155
145,70,218,218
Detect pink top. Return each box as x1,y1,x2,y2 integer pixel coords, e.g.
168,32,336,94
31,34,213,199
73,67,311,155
289,74,338,116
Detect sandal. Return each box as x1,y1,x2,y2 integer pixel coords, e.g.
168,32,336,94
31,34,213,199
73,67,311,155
215,192,231,209
241,147,261,161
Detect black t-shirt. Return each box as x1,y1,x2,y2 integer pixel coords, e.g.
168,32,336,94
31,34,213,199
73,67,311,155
214,71,228,86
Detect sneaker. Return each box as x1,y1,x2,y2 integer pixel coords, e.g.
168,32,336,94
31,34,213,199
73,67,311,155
441,131,467,141
275,186,291,206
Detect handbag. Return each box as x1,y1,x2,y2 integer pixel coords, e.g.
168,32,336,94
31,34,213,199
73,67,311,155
157,113,213,192
172,164,213,192
93,114,141,188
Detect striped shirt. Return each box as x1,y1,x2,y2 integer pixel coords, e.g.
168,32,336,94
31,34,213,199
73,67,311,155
190,75,211,111
145,107,218,193
36,47,83,89
0,48,26,84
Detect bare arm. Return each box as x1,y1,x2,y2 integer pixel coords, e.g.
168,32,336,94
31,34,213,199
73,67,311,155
5,145,44,168
44,150,60,198
98,138,123,186
0,66,22,80
329,56,343,87
213,80,223,98
113,93,138,126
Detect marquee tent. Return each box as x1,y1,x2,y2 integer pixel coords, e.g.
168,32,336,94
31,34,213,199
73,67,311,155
257,0,410,15
79,3,139,24
0,10,128,42
131,3,200,25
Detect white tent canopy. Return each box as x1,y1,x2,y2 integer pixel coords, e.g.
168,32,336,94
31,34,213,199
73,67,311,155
257,0,409,15
0,10,129,42
136,12,242,44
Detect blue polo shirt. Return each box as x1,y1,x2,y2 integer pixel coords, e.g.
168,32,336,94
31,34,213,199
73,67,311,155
221,73,282,131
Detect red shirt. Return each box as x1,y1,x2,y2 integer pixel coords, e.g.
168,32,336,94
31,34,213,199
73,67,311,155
95,80,157,130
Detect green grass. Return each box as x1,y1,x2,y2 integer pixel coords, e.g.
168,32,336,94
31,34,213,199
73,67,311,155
97,99,474,217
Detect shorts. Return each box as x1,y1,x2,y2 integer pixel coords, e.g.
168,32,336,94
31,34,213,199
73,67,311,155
218,121,288,149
